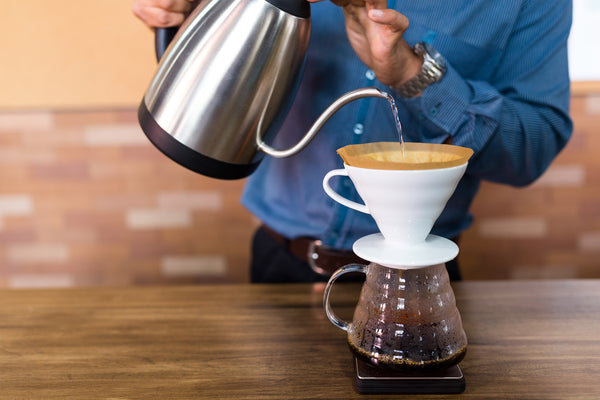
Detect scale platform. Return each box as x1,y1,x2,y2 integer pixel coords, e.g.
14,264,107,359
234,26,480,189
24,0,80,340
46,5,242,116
353,357,465,394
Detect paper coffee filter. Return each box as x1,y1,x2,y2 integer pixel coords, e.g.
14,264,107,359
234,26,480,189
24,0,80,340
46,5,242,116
338,142,474,170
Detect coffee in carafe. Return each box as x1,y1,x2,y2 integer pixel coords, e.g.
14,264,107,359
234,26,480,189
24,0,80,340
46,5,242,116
345,263,467,370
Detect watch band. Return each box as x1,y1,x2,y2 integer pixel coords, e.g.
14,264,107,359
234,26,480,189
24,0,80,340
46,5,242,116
395,42,447,98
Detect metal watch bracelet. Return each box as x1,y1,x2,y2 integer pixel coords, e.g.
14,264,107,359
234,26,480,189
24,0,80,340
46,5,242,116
395,42,447,98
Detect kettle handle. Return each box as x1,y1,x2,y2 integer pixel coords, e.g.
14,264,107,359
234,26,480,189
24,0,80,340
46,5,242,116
257,87,390,158
323,264,367,331
154,27,179,62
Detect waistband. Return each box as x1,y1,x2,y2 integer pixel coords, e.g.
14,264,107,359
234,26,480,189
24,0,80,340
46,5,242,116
261,225,368,277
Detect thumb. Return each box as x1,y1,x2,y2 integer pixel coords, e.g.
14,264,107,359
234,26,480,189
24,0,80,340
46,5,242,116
368,8,409,33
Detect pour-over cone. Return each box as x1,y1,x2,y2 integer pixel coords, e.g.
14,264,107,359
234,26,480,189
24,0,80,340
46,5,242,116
325,142,473,245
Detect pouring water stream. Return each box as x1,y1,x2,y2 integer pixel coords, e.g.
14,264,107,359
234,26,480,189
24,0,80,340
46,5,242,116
384,93,405,159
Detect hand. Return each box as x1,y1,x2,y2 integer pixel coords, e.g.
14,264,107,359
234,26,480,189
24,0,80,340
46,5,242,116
308,0,422,88
132,0,196,28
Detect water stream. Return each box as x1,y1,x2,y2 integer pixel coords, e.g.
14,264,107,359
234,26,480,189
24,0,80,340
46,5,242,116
384,93,405,159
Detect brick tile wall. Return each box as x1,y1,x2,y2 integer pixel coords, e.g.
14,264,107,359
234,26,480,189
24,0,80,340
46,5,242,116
0,94,597,287
0,110,257,287
460,95,600,279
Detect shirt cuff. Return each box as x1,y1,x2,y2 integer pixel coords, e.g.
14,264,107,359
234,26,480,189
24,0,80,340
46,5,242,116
396,63,475,145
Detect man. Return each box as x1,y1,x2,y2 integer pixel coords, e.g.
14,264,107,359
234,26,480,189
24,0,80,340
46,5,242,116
133,0,573,282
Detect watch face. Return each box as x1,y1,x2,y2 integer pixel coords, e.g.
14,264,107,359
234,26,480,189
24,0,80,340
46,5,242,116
396,42,447,98
423,42,447,70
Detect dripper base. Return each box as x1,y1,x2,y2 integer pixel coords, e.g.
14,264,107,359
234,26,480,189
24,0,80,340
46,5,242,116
352,233,458,268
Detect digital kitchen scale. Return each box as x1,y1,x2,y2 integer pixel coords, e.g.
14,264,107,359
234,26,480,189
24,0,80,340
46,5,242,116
353,357,466,394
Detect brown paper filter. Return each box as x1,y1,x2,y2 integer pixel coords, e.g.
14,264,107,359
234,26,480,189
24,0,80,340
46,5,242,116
338,142,474,170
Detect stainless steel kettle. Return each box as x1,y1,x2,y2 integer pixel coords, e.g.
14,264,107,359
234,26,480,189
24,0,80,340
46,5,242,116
138,0,388,179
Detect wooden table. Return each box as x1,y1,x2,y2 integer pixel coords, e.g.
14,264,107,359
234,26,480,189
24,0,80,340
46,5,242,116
1,280,599,399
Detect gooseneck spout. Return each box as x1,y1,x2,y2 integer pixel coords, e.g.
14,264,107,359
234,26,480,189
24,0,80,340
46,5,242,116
257,87,390,158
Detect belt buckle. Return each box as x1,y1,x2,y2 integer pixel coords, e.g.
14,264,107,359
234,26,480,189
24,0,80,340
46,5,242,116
307,240,332,277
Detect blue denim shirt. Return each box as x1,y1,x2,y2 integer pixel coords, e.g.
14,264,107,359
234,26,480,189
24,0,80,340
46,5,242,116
242,0,573,250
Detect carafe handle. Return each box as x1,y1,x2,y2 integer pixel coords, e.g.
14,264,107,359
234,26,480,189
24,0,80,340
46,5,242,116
323,264,366,331
322,169,369,214
257,87,389,158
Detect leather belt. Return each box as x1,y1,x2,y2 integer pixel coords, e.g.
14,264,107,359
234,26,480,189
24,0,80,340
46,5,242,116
262,225,368,277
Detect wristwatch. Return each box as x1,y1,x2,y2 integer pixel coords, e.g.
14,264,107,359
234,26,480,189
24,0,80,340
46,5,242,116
395,42,447,98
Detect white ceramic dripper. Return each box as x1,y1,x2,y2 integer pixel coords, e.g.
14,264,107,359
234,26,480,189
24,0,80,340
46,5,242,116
322,142,472,268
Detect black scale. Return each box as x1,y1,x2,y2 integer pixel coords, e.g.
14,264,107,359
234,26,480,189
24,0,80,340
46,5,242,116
353,357,465,394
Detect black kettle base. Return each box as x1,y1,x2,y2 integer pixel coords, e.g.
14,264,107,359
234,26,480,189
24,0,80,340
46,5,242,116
138,101,260,180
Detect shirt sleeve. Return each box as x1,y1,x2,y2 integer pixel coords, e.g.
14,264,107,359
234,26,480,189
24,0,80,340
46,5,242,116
397,0,573,187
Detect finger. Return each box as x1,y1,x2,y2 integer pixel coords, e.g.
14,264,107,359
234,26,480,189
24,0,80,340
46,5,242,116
307,0,351,4
367,8,409,33
132,0,192,26
156,0,193,12
134,6,187,27
329,0,351,6
364,0,387,10
152,7,188,27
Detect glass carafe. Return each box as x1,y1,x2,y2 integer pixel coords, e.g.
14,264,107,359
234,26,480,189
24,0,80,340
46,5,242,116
324,262,467,370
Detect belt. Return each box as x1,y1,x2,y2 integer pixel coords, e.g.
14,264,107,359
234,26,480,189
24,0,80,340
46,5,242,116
262,225,368,277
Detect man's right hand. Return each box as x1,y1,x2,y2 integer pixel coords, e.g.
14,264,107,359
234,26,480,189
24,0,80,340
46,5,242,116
132,0,196,28
308,0,420,89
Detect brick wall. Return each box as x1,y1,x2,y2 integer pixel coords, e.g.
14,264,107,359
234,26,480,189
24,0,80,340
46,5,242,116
0,94,597,287
460,94,600,279
0,110,256,287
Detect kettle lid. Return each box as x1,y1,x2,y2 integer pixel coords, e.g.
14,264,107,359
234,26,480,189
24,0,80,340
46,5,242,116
265,0,310,18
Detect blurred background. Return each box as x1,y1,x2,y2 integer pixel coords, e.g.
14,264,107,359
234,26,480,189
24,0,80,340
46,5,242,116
0,0,598,287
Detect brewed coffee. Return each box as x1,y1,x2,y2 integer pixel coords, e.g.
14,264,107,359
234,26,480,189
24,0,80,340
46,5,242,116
349,338,467,371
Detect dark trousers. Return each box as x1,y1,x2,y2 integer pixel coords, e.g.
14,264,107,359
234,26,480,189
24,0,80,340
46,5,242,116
250,226,462,283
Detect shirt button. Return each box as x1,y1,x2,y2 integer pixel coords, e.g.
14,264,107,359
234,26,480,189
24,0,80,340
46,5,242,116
430,107,438,116
365,69,376,81
353,123,364,135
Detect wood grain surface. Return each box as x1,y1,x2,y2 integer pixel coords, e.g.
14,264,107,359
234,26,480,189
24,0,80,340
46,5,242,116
0,280,599,399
